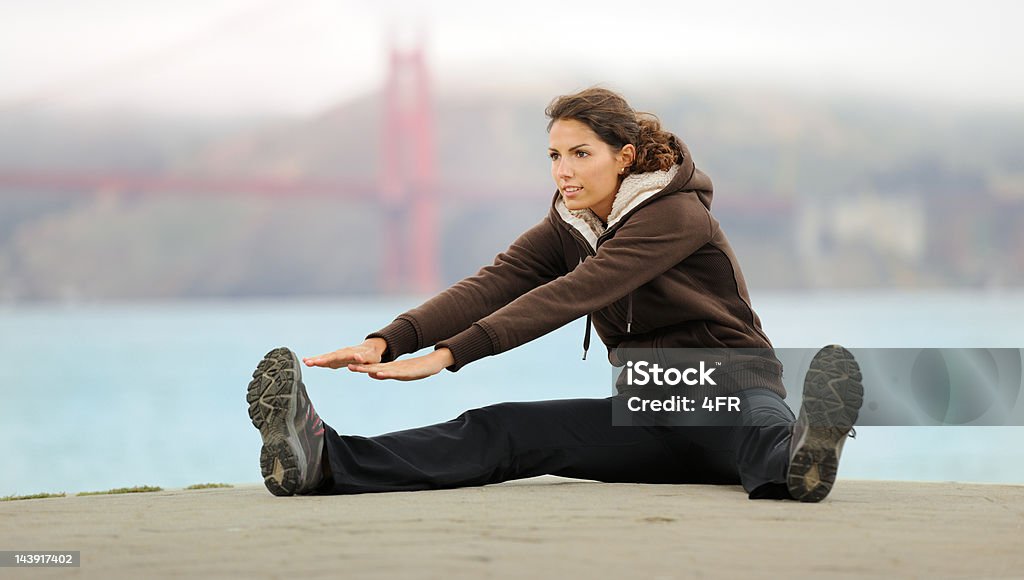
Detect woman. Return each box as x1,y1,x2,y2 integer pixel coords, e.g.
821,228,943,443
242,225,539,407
246,88,863,502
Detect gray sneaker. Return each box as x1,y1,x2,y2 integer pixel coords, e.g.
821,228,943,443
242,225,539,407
246,347,325,496
787,345,864,502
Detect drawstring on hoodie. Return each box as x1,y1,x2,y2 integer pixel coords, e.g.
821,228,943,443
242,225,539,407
582,313,592,360
582,291,634,361
579,253,594,361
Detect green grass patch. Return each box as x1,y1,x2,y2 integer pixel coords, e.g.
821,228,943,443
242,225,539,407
185,483,234,490
1,492,66,501
76,485,163,496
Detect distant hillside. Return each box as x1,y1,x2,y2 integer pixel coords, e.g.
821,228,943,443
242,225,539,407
1,87,1022,303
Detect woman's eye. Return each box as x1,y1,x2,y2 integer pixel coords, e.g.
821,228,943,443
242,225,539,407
575,150,589,158
549,153,559,160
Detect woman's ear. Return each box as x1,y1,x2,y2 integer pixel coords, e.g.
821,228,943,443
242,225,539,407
620,143,636,168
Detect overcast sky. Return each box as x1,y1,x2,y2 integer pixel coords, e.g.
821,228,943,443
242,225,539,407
1,0,1021,117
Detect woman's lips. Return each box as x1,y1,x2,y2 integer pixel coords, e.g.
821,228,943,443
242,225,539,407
562,186,583,198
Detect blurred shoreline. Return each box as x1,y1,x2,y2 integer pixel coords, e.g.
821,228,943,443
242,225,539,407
2,88,1023,304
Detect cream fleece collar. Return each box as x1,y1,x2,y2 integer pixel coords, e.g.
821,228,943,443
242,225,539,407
555,164,680,251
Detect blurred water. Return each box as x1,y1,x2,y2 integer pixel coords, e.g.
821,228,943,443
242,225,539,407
2,291,1023,496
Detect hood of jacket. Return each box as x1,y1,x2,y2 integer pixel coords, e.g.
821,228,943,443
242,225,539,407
544,134,715,359
549,137,714,249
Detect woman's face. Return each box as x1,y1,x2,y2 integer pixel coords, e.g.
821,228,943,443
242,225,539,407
548,119,635,221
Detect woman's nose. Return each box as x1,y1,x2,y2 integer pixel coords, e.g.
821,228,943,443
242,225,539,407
556,159,573,178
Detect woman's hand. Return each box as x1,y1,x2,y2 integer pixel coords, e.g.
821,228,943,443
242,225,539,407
303,338,388,369
347,348,455,381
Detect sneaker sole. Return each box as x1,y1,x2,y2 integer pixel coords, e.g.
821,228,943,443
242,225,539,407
788,345,864,502
246,347,308,496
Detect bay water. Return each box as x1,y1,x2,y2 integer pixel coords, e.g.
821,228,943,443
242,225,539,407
2,291,1023,496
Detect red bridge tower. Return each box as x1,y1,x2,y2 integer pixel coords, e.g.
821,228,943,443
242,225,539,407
378,34,439,295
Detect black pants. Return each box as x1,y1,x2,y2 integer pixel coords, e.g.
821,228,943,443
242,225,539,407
315,389,797,500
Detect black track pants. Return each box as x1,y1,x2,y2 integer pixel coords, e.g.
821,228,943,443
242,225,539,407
315,388,797,500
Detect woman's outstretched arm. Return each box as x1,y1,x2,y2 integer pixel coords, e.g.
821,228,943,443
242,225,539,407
359,217,569,363
433,192,714,370
348,192,714,380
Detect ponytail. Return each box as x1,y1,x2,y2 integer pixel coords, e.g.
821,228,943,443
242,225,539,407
632,114,684,175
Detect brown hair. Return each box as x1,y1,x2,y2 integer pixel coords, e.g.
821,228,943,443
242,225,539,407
544,87,684,176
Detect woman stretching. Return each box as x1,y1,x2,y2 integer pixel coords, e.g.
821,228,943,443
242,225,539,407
246,87,863,502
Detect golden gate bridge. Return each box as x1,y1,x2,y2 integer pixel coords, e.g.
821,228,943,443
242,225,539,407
0,38,793,296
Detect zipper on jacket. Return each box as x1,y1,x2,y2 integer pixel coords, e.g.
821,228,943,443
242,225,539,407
563,221,640,360
595,228,633,334
626,292,633,334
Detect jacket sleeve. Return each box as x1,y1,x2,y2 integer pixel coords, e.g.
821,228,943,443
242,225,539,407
366,217,569,362
435,193,714,371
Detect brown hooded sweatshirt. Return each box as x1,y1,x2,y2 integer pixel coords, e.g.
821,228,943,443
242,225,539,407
367,137,786,398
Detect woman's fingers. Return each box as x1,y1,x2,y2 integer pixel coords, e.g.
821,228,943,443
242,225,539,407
303,347,379,369
349,363,393,380
305,350,356,368
303,353,338,368
347,362,381,373
349,362,407,380
347,358,440,382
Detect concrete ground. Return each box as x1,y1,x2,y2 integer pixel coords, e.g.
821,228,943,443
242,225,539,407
2,476,1023,579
